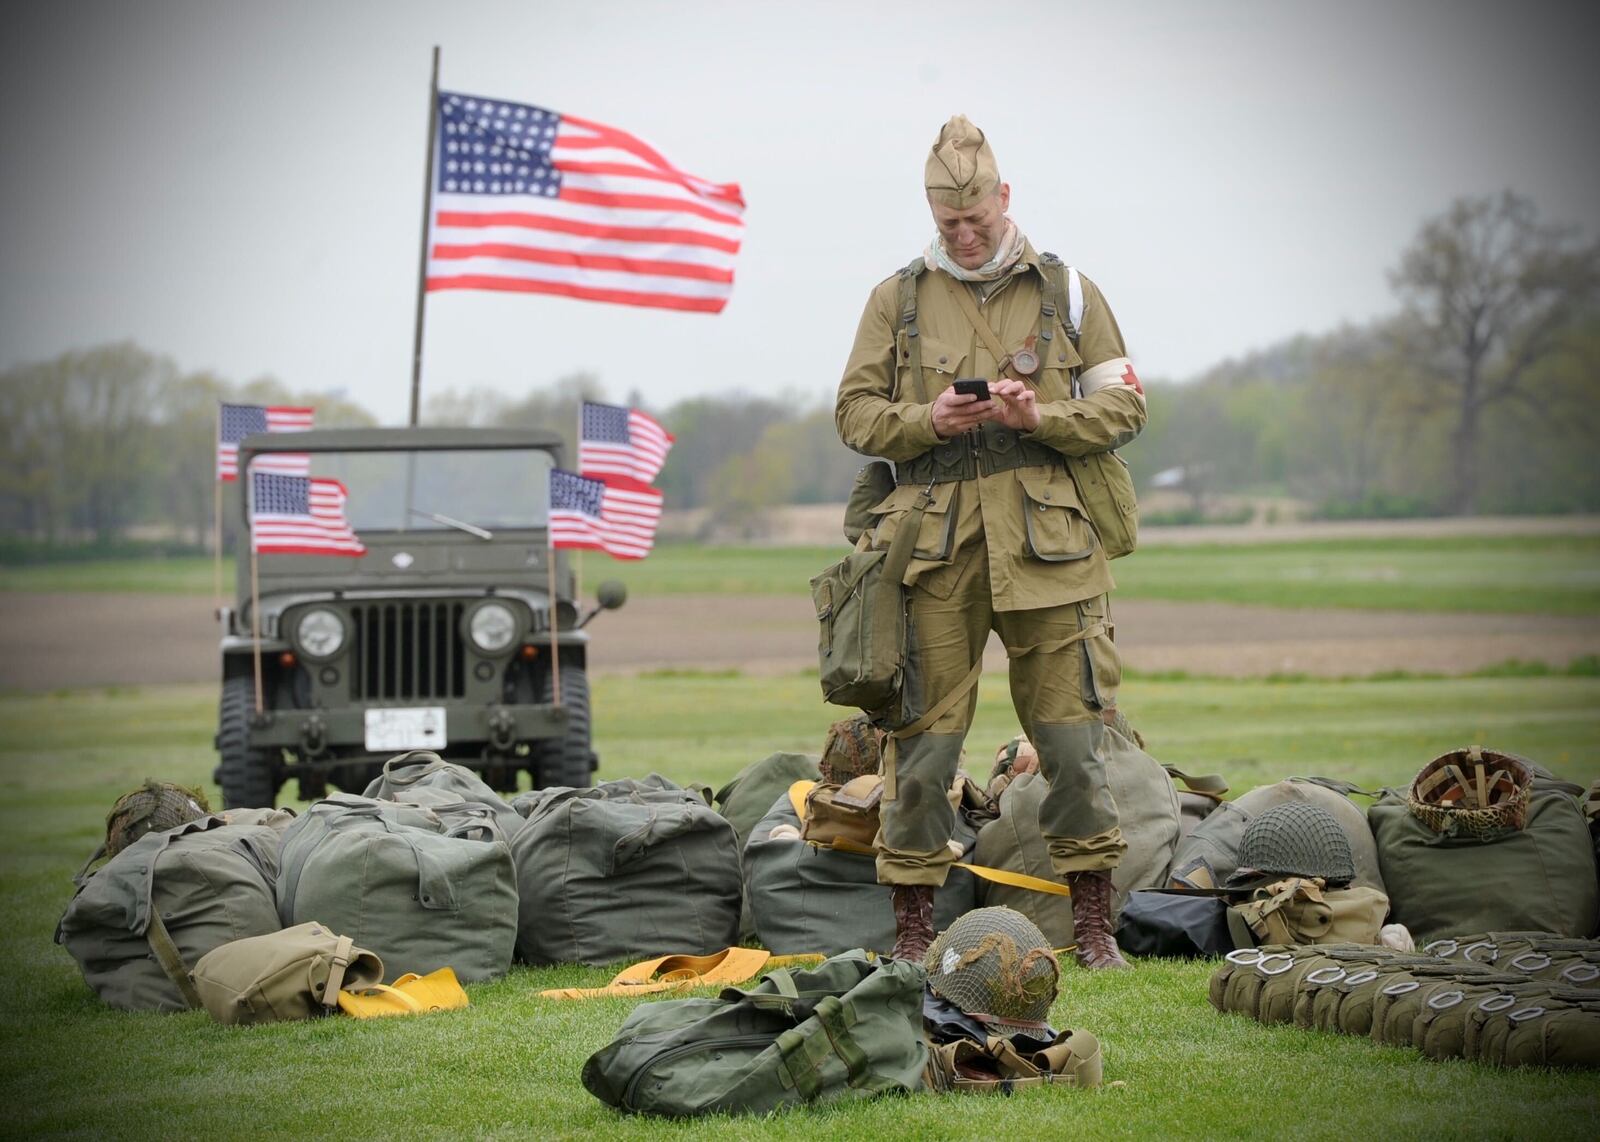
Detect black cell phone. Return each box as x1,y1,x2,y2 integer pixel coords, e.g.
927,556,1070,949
952,378,991,402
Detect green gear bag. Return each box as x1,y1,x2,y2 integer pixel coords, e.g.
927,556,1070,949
1367,960,1509,1048
743,788,977,956
581,950,928,1116
1208,945,1346,1025
1369,770,1597,942
713,752,823,941
56,815,283,1012
1466,985,1600,1069
362,749,525,839
1410,975,1558,1061
513,778,741,967
1422,932,1600,987
1291,946,1430,1034
974,725,1182,948
277,795,517,982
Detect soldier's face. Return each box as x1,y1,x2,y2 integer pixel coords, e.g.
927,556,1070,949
930,184,1011,269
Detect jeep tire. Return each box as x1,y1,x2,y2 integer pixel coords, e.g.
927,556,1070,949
216,674,282,809
530,662,596,789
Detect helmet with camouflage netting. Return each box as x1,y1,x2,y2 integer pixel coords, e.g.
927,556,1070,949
923,906,1060,1030
104,779,211,858
1235,801,1356,885
819,714,882,785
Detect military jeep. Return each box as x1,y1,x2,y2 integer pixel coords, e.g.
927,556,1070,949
213,426,625,808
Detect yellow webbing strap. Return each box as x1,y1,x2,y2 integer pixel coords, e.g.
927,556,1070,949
538,946,773,1000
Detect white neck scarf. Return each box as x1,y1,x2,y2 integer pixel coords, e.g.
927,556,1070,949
924,218,1027,281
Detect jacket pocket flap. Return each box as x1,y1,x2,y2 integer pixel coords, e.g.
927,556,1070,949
869,480,957,516
1017,468,1085,514
903,335,968,375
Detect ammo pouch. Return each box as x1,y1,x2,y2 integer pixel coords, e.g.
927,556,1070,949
801,775,884,852
1228,878,1389,949
843,460,897,545
923,1029,1103,1094
190,921,384,1026
810,486,933,715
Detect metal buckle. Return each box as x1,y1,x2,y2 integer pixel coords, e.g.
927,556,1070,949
1461,940,1497,963
1510,952,1552,972
1476,994,1517,1013
1560,963,1600,984
1382,980,1421,996
1305,967,1346,986
1256,953,1295,976
1344,970,1379,987
1427,990,1465,1010
1508,1005,1545,1023
1424,939,1458,957
1225,948,1264,966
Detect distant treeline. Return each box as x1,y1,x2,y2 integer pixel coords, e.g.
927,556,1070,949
2,193,1596,547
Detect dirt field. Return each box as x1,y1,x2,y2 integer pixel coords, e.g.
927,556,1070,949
4,590,1596,693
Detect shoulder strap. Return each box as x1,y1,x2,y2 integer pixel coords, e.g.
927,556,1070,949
1039,253,1083,345
896,259,928,403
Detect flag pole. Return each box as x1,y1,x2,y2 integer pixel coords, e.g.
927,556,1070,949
245,465,265,715
407,45,442,427
547,538,561,706
212,403,223,619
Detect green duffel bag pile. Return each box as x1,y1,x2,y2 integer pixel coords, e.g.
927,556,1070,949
581,949,928,1117
362,749,525,839
1369,749,1597,942
743,788,978,956
972,725,1190,947
512,776,741,967
714,751,822,941
277,794,518,982
1209,939,1600,1069
56,812,290,1012
1422,931,1600,986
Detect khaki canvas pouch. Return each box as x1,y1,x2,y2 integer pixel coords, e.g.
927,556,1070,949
191,921,383,1026
802,776,885,851
924,1029,1102,1094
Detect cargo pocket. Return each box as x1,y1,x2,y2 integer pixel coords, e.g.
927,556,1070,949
1076,595,1121,710
895,332,968,402
1018,470,1096,562
868,481,958,563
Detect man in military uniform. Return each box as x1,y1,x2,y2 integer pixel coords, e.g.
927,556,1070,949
835,115,1147,969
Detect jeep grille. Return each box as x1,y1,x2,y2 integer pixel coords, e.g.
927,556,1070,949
349,601,467,701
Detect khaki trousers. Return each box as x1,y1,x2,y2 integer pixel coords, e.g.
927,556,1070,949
876,547,1127,886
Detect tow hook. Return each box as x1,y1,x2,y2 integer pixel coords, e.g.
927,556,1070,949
300,715,328,759
487,707,516,752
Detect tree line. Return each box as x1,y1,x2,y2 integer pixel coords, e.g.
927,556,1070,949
2,192,1596,550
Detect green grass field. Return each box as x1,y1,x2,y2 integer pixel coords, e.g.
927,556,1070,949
3,673,1598,1139
5,534,1598,614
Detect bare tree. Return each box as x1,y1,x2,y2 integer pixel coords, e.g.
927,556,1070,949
1390,191,1599,514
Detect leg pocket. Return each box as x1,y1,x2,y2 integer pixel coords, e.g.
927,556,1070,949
1077,595,1122,709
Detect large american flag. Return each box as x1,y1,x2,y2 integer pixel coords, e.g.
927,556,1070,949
549,469,663,562
426,92,744,313
249,473,366,557
217,403,313,481
578,401,674,485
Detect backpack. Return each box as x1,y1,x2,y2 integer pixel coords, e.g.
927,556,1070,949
972,726,1183,945
1369,767,1597,942
1168,777,1386,894
512,777,741,967
277,795,518,982
56,815,284,1012
581,951,928,1116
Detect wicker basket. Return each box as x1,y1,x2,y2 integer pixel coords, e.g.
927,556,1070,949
1407,746,1534,836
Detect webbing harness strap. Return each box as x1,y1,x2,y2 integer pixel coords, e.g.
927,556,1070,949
896,259,928,403
883,654,984,801
1003,621,1106,659
322,935,356,1008
146,910,203,1010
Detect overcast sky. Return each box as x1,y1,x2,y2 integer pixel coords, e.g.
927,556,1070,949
3,0,1596,424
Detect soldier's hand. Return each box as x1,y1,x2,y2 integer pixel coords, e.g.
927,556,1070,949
930,384,997,439
989,378,1040,432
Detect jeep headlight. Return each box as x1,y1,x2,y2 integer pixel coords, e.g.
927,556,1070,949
468,601,518,653
295,608,346,659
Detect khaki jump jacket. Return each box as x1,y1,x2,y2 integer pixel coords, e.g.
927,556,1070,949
835,244,1146,612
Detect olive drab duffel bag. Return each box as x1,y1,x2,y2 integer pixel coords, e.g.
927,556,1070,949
581,950,928,1117
1369,752,1597,942
1168,777,1386,894
363,749,525,839
56,814,285,1012
512,777,741,967
713,751,823,941
972,726,1185,947
276,795,518,982
743,785,979,956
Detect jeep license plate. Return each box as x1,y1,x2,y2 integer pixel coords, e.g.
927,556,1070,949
364,707,447,751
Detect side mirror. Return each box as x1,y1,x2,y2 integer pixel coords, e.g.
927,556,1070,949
577,580,627,629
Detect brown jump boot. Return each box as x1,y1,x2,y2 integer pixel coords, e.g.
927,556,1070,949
1066,870,1129,970
889,885,936,963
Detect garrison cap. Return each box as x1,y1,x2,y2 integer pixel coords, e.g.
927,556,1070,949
924,115,1000,209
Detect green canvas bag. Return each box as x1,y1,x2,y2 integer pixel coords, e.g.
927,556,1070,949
743,791,977,957
581,950,927,1116
1422,932,1600,986
56,815,283,1012
1208,945,1346,1024
513,778,741,967
277,795,517,982
973,726,1183,948
1369,769,1597,942
712,752,822,941
363,749,524,838
1169,777,1385,894
1465,984,1600,1069
190,921,384,1025
1409,973,1556,1061
1290,946,1426,1034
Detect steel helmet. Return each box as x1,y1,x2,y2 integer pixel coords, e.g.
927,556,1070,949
923,907,1060,1029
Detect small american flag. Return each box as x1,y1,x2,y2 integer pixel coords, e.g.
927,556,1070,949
426,92,744,313
217,403,314,482
249,473,366,557
579,401,674,484
549,469,664,561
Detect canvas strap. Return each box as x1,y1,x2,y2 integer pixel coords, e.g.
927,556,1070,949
322,935,355,1008
1003,622,1105,659
883,655,984,800
941,276,1022,381
1163,765,1230,798
145,910,203,1010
